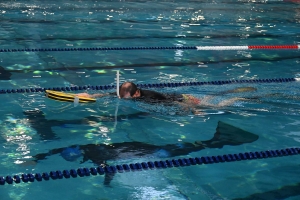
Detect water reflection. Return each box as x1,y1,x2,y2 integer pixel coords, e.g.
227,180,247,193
0,115,36,166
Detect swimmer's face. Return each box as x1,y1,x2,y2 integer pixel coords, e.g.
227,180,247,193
121,92,132,99
120,89,141,99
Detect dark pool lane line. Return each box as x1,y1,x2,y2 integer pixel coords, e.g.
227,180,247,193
0,147,299,186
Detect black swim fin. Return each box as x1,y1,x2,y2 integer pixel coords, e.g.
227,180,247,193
195,121,259,148
0,66,12,80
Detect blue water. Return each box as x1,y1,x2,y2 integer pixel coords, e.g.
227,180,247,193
1,0,300,199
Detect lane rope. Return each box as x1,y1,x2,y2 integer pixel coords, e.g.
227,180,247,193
0,77,298,94
0,45,299,53
1,147,299,185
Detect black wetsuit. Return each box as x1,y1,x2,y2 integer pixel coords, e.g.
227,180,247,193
135,89,183,104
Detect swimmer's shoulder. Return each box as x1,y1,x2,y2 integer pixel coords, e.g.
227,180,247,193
140,89,167,100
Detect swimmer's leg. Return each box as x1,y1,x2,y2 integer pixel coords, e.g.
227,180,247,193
217,97,247,107
194,96,247,109
200,95,215,106
218,87,257,95
175,101,197,114
178,95,214,114
177,95,243,114
175,99,206,115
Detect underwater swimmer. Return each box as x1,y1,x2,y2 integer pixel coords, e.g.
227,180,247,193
77,82,256,114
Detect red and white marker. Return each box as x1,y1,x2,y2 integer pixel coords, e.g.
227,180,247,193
196,45,300,50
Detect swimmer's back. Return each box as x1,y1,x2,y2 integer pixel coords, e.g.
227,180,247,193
136,89,183,104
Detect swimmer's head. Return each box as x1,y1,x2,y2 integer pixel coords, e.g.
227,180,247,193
119,82,140,98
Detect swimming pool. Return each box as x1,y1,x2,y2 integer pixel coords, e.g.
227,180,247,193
0,0,300,199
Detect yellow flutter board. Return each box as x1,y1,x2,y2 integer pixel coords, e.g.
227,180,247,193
45,90,96,103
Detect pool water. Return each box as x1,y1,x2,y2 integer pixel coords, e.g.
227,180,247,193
0,0,300,199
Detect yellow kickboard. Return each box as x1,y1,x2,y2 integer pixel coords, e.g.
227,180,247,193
45,90,96,103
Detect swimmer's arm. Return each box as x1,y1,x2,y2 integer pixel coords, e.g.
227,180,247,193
90,93,111,98
76,93,112,98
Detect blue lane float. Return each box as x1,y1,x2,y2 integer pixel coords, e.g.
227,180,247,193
0,147,299,185
0,46,197,52
0,77,298,94
0,45,299,52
